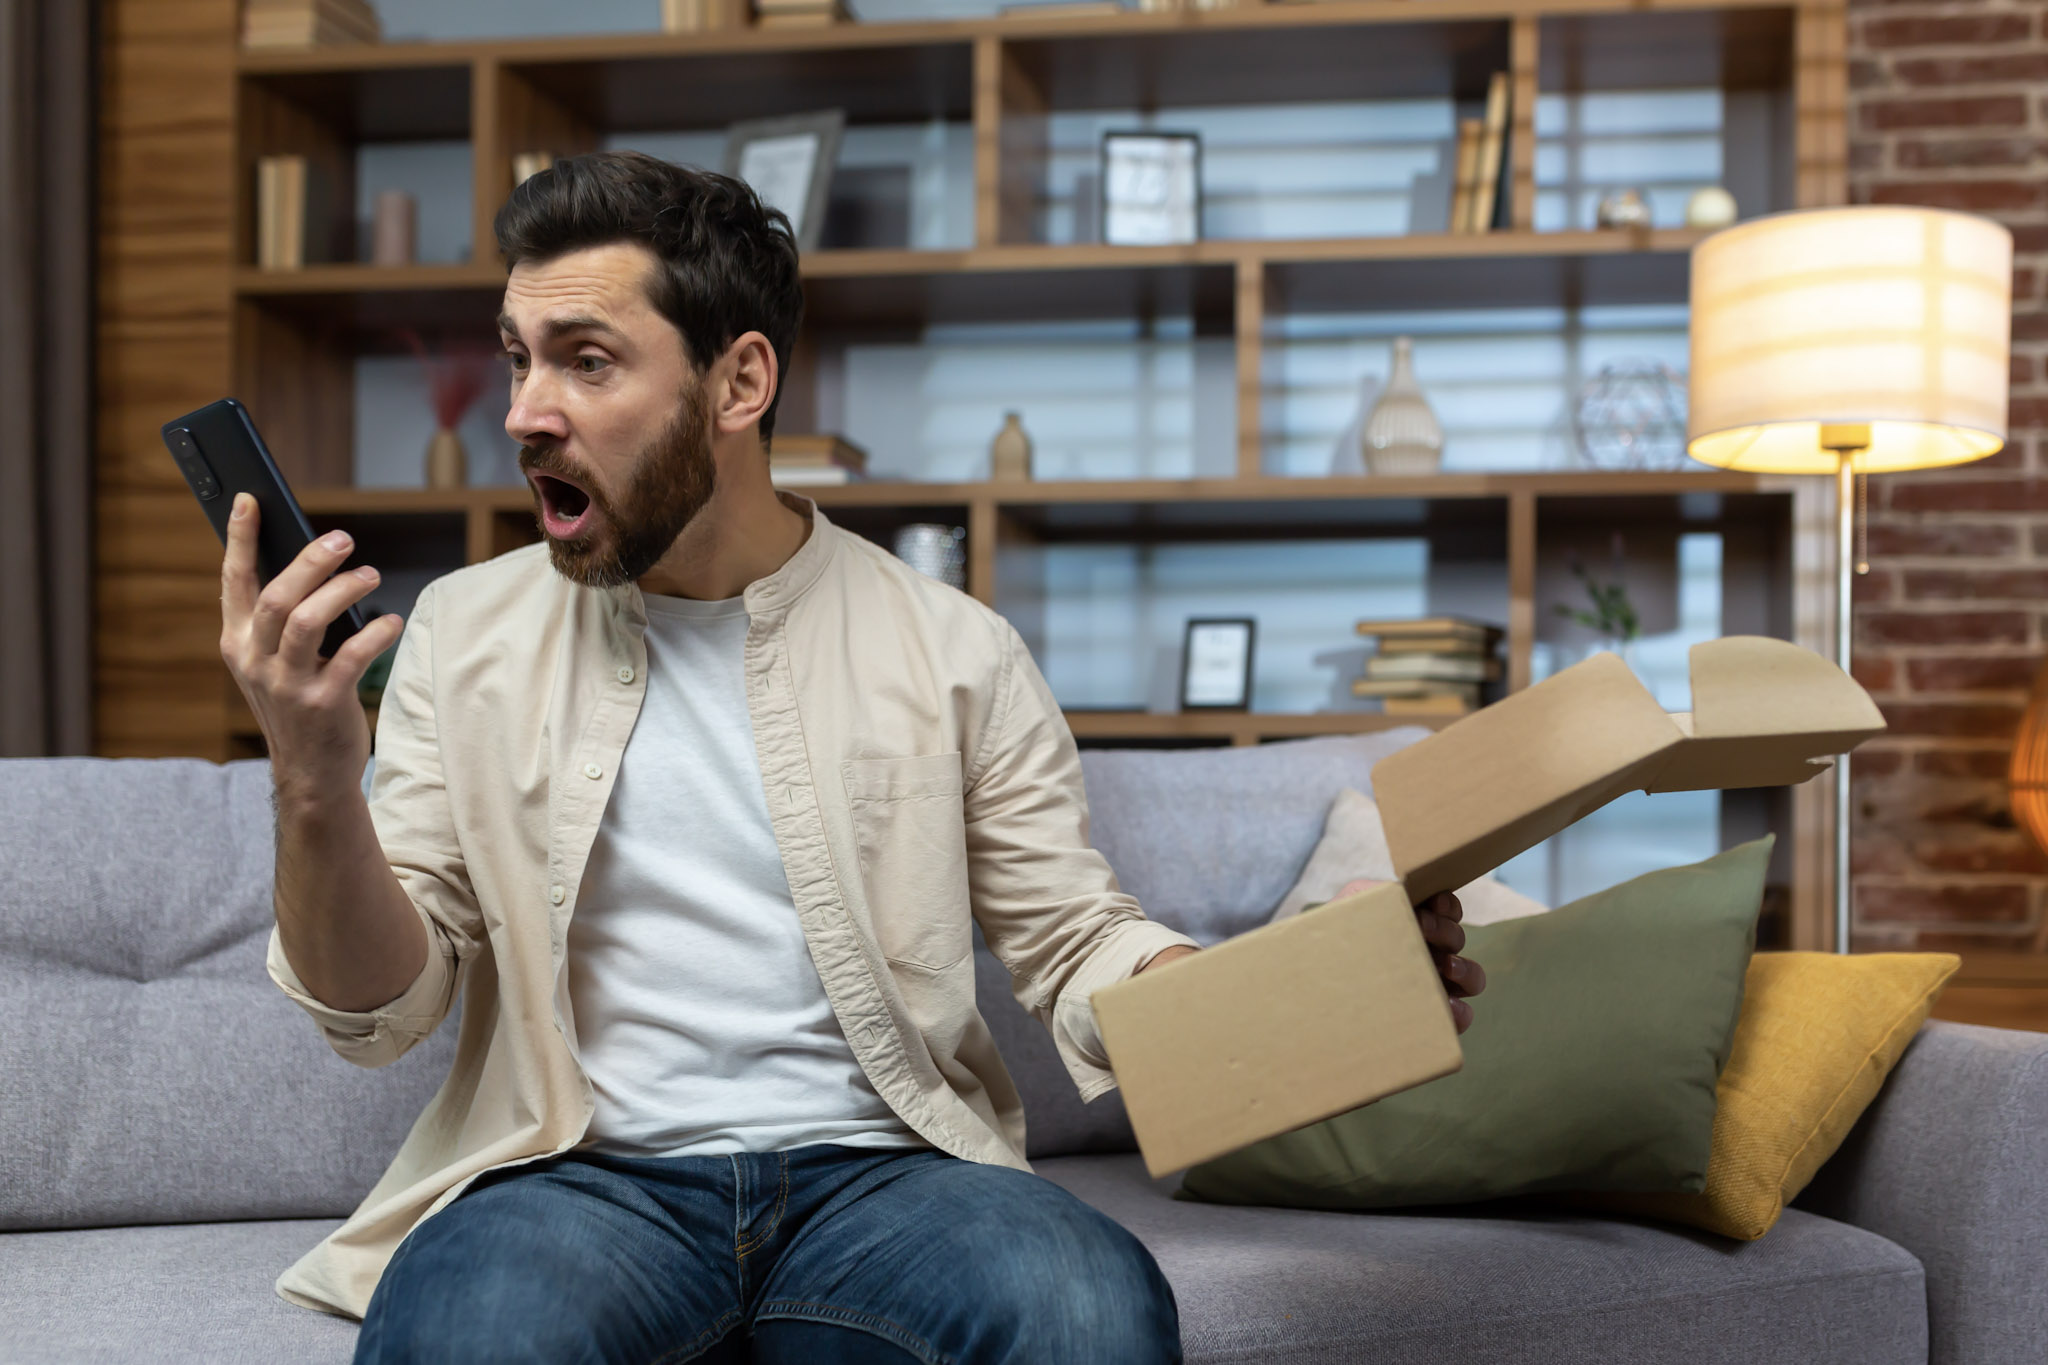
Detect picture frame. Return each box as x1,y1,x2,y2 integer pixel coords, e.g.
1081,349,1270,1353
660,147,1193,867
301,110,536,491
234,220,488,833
1180,617,1256,711
722,109,845,254
1101,130,1202,247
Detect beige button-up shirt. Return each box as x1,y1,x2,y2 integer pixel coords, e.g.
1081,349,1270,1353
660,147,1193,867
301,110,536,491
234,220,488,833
264,491,1199,1320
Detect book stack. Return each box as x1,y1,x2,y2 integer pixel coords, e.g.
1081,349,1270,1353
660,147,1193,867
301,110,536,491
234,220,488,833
1351,616,1504,717
752,0,849,27
254,155,337,270
241,0,380,48
1449,71,1511,234
662,0,748,28
769,434,868,486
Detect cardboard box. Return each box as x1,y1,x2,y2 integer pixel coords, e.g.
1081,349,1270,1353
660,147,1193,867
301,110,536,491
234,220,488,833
1092,636,1886,1176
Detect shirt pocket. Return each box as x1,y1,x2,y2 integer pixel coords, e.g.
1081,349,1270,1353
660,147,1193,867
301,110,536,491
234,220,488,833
841,751,972,971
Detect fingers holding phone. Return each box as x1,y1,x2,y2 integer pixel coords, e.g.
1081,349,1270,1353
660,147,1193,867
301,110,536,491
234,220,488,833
220,493,403,778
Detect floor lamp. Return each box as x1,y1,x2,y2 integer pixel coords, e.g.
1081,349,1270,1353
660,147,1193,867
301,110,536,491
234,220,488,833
1684,205,2012,953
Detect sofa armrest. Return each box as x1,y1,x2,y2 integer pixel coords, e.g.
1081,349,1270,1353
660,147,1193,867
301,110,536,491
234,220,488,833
1794,1019,2048,1365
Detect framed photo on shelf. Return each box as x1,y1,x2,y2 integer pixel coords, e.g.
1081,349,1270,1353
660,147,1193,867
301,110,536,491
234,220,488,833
1101,131,1202,246
1180,617,1256,711
722,110,844,254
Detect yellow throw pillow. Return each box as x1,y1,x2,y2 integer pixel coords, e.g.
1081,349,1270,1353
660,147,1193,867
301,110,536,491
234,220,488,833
1581,950,1959,1240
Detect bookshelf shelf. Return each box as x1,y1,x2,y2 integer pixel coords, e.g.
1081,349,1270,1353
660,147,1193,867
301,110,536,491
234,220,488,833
221,695,1443,752
231,0,1799,77
1062,709,1451,746
296,469,1774,518
235,262,503,293
233,230,1705,292
230,230,1707,336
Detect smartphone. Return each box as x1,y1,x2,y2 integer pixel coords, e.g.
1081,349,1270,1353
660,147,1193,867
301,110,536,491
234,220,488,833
161,397,366,658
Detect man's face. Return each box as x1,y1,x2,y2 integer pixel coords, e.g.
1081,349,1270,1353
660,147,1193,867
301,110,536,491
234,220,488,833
499,243,716,589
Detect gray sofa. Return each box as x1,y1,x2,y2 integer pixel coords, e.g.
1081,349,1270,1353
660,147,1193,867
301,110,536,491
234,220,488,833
3,738,2044,1364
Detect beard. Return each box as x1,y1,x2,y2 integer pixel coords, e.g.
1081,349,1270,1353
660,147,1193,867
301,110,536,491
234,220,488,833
518,381,716,590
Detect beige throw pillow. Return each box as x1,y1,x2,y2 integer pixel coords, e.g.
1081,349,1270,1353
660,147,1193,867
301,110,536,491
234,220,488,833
1271,787,1549,927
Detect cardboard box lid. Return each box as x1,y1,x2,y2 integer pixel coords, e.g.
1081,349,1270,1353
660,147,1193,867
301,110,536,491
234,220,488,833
1093,635,1883,1177
1374,636,1884,903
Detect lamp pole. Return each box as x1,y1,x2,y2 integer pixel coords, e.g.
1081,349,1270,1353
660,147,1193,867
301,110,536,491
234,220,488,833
1822,424,1870,955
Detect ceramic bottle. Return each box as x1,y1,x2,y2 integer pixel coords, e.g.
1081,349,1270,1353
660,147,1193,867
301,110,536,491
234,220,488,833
1361,337,1444,477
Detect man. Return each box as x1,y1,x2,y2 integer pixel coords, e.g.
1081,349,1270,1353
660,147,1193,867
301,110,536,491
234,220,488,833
222,151,1483,1364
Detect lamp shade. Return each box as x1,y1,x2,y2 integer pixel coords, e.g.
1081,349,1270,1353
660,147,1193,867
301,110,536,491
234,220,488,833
1687,206,2012,473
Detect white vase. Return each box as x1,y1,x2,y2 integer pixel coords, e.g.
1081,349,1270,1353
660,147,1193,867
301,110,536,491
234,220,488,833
1361,337,1444,477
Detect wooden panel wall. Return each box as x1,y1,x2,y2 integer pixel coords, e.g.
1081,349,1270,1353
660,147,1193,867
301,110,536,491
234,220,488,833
96,0,239,758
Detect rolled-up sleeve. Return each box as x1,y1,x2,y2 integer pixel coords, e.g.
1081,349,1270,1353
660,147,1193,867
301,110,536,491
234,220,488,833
964,619,1198,1101
265,582,483,1069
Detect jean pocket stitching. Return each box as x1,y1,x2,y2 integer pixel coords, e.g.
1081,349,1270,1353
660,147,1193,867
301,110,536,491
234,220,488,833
642,1307,744,1365
754,1300,949,1365
736,1153,791,1257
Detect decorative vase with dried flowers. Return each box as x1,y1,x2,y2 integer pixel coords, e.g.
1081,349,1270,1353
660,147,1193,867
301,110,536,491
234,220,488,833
402,329,497,490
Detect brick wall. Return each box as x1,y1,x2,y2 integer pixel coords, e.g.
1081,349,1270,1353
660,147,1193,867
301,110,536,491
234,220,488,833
1849,0,2048,951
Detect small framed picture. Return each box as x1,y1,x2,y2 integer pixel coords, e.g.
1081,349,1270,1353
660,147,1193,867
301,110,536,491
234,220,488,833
1101,131,1202,247
1180,617,1256,711
722,109,845,254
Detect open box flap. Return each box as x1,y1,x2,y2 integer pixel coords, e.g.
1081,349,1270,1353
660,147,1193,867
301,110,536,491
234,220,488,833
1641,637,1887,793
1377,638,1882,899
1375,651,1681,903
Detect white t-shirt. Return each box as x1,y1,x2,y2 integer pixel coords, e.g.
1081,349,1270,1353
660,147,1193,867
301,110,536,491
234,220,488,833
565,588,924,1158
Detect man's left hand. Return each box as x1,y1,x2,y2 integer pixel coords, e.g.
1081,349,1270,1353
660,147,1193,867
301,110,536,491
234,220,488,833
1337,879,1485,1034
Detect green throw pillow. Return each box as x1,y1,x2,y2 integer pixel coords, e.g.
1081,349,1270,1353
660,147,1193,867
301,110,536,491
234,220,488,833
1179,836,1771,1211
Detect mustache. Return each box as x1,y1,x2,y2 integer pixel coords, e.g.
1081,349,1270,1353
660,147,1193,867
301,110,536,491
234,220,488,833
518,443,594,486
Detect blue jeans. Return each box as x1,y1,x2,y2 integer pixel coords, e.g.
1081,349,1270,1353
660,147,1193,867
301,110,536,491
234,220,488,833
353,1144,1181,1364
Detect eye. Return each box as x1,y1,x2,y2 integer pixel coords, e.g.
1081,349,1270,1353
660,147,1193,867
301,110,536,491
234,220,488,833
504,350,529,376
575,354,611,375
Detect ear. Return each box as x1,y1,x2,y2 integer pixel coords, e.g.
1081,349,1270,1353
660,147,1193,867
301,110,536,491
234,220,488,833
712,330,778,440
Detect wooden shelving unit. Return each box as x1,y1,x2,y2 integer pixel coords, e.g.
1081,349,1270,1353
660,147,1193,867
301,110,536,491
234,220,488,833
200,0,1847,941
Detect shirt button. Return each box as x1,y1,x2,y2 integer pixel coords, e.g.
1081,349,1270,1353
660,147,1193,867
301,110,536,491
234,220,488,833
583,762,602,780
549,884,565,905
616,666,634,684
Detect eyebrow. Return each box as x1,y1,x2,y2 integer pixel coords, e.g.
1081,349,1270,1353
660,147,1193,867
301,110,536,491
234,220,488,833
496,311,625,345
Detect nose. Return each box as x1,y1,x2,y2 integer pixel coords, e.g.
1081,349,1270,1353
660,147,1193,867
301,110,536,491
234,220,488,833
507,366,570,447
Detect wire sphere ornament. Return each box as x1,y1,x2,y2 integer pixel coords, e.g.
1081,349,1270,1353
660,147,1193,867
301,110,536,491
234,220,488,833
1570,360,1693,470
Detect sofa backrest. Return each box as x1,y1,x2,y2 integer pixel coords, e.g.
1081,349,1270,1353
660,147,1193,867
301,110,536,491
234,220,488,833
0,758,457,1232
0,730,1425,1227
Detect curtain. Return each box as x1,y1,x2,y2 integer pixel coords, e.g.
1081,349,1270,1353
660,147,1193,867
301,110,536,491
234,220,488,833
0,0,92,756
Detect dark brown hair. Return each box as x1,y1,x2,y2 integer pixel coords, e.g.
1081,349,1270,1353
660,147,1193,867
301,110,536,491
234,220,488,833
493,150,804,442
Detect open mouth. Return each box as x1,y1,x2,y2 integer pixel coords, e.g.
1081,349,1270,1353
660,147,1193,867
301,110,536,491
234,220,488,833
531,472,597,540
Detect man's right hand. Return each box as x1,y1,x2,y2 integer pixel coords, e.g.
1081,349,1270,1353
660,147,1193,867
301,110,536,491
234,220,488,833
219,492,405,794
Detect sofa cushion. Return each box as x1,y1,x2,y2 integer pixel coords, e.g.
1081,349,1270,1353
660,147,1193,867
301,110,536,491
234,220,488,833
1183,839,1771,1211
1268,787,1549,927
0,1160,1926,1365
1585,950,1962,1240
1075,730,1434,946
0,758,455,1230
0,1219,360,1365
1041,1155,1928,1365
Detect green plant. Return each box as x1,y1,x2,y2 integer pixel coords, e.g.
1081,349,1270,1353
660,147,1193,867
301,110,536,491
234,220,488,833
1554,553,1641,642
